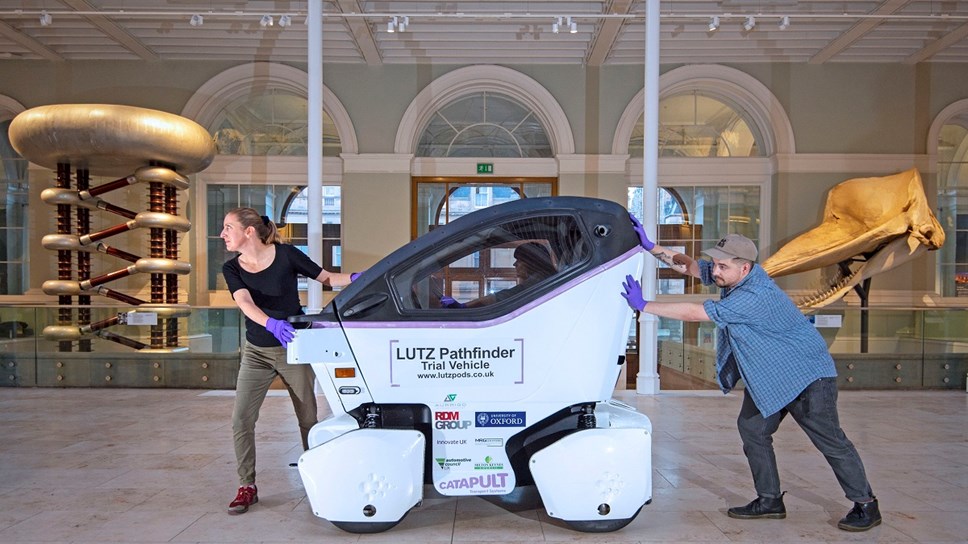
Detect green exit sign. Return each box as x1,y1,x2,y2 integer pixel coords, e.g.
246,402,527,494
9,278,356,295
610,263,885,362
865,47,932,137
477,163,494,174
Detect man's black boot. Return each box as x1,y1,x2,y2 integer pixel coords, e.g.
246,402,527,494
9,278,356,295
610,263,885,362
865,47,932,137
837,498,881,532
727,494,786,520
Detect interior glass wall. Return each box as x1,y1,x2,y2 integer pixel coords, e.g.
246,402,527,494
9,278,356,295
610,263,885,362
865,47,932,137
0,119,27,295
206,184,342,291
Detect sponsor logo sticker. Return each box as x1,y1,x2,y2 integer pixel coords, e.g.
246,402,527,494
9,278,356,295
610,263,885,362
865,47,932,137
475,411,526,427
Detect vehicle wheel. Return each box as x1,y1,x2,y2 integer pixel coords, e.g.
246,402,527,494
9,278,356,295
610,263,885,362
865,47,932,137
330,520,401,533
330,509,410,534
564,517,635,533
562,505,642,533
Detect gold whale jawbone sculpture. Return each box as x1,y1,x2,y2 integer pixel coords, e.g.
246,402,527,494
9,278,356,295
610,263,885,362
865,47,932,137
8,104,216,177
761,168,945,309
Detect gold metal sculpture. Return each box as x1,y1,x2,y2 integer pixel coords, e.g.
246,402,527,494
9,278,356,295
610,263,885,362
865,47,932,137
762,168,945,309
9,104,216,352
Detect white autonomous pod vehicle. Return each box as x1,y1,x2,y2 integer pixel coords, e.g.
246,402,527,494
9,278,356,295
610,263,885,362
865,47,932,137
288,196,652,533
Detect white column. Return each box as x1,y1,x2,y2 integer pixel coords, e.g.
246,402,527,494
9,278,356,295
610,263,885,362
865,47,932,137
636,0,661,395
306,0,324,312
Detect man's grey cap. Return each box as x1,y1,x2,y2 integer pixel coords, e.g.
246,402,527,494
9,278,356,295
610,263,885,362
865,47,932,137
702,234,758,261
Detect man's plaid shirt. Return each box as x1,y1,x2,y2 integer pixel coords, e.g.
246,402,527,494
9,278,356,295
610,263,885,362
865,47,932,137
699,259,837,417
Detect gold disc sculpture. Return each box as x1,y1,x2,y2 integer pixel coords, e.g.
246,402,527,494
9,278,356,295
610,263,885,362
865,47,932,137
9,104,216,353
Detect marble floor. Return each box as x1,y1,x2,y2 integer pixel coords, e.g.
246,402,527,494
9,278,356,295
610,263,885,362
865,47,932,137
0,387,965,543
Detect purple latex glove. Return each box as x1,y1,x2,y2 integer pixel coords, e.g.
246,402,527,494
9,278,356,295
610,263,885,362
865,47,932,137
349,272,361,282
629,213,655,251
440,296,465,309
265,317,295,347
621,274,648,312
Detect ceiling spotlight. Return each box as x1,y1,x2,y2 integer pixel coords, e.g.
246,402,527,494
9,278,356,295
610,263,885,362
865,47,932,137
400,16,409,31
189,14,203,27
743,15,756,31
568,17,577,34
278,15,292,28
708,16,719,32
552,16,561,34
388,16,397,33
260,14,273,28
778,16,790,30
39,10,52,26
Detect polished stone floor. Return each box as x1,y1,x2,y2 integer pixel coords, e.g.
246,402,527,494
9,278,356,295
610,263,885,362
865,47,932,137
0,387,965,543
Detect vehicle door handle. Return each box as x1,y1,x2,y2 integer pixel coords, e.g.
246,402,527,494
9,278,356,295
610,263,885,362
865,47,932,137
341,293,389,318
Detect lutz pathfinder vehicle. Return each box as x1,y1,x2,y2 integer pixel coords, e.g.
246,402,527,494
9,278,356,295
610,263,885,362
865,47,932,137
288,196,653,533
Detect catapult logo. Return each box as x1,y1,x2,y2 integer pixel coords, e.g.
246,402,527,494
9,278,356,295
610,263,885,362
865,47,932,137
437,472,510,494
435,410,471,430
475,411,526,427
474,455,504,471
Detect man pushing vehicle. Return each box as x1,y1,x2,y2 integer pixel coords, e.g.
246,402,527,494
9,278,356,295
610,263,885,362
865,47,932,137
620,215,881,532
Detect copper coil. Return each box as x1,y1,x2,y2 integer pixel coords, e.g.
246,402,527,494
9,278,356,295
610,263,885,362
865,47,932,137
76,168,90,190
150,323,164,349
57,163,70,188
57,250,72,279
165,231,178,255
165,273,178,304
165,317,178,347
148,182,164,209
77,256,91,279
78,303,92,352
57,204,72,234
150,272,163,303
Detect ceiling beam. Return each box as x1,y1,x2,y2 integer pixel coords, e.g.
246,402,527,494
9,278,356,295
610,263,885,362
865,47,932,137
586,0,634,66
808,0,913,64
903,22,968,64
58,0,158,61
336,0,382,65
0,20,65,61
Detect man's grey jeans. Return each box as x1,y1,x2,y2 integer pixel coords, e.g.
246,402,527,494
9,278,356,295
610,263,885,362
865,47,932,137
737,377,875,502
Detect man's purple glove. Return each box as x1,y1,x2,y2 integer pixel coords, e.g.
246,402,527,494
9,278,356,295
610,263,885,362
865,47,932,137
440,296,465,309
265,317,295,347
621,274,648,312
349,272,361,282
629,213,655,251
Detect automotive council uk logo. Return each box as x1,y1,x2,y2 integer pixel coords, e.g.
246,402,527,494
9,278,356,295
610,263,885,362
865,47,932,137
475,411,526,427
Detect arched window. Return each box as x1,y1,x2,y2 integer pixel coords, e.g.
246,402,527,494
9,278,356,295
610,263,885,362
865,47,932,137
629,91,764,158
211,89,341,157
937,110,968,297
415,91,553,158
